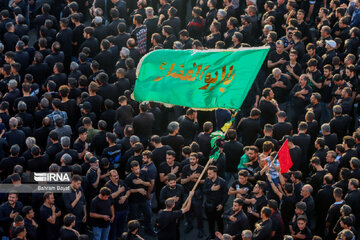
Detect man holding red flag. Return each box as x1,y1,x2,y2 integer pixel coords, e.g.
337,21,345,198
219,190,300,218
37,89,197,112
264,151,281,200
262,139,292,200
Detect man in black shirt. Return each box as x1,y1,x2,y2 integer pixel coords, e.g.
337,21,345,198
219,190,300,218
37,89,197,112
14,83,38,114
107,9,126,36
125,142,144,174
39,192,62,240
90,187,114,240
259,88,279,127
0,192,23,239
114,23,131,51
133,102,155,148
237,108,262,146
340,136,358,169
325,150,339,178
330,105,351,142
5,117,25,152
203,166,228,239
94,41,115,76
326,187,345,240
267,40,289,71
253,207,273,240
11,225,27,240
96,87,117,122
0,144,25,180
86,157,101,206
62,175,86,231
254,124,279,152
54,136,79,165
56,18,72,64
345,178,360,228
309,157,329,195
22,206,38,240
268,199,284,240
70,13,84,55
161,121,185,161
290,74,313,127
292,30,305,62
306,93,322,123
221,198,249,240
321,123,338,150
159,150,182,185
90,120,108,157
179,29,194,49
267,174,296,232
300,184,316,230
113,69,130,98
80,27,100,58
115,96,134,132
4,22,19,52
264,68,292,110
125,160,155,236
293,122,311,173
46,130,62,162
273,111,293,141
244,181,269,228
105,169,130,239
162,25,177,49
205,20,222,49
178,108,198,146
181,152,205,237
156,189,193,240
228,169,254,200
150,135,173,168
316,174,335,237
160,173,185,210
223,129,244,184
73,127,88,162
60,214,80,240
197,121,213,161
27,145,49,173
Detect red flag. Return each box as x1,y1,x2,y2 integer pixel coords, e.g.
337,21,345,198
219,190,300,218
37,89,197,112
278,139,293,173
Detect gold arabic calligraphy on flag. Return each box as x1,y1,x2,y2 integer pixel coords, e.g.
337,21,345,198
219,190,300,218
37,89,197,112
153,62,235,93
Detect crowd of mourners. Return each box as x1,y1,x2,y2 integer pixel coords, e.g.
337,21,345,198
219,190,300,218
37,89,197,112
3,0,360,240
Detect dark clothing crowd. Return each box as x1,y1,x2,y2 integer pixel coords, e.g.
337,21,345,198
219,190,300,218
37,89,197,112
1,0,360,240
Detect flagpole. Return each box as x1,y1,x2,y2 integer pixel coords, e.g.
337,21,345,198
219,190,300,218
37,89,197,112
182,110,239,208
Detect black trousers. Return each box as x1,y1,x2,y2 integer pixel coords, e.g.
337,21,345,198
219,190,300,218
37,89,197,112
205,205,224,239
185,197,204,230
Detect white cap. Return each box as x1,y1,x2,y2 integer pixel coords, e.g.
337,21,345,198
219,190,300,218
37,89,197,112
325,40,336,48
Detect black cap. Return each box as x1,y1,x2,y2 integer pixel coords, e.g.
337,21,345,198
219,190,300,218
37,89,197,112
89,156,98,164
80,101,92,112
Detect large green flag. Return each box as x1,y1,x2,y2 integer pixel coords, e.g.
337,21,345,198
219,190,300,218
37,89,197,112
134,47,269,109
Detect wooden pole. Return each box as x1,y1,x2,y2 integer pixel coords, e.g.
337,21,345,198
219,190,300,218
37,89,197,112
181,110,239,208
182,158,214,208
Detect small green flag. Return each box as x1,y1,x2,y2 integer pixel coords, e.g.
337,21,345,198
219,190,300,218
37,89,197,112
134,47,269,110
